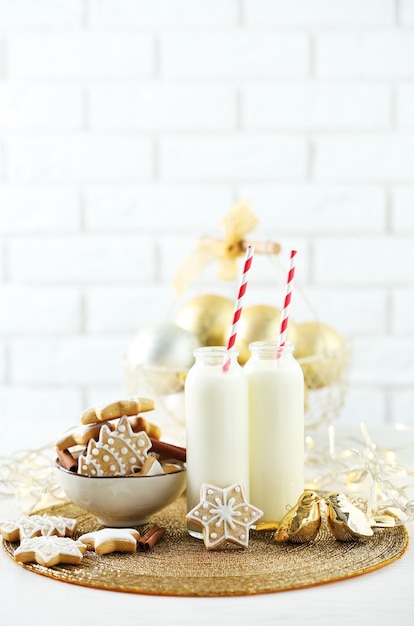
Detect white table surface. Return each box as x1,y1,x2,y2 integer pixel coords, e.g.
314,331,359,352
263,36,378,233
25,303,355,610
0,422,413,626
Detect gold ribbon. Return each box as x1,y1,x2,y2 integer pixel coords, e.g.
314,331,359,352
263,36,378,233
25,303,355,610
172,202,280,296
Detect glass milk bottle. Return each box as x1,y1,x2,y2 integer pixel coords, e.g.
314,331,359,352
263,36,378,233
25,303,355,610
185,346,249,537
244,341,304,523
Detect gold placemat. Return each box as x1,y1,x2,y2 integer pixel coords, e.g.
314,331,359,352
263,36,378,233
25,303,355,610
2,497,409,597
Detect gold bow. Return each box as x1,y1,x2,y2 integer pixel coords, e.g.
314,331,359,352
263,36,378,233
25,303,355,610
172,202,279,297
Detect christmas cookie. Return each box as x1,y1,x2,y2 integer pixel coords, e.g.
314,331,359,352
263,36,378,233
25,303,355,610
80,398,155,425
136,454,164,476
186,483,263,550
77,415,152,476
55,414,161,452
129,415,161,441
14,536,86,567
78,528,140,555
56,421,111,451
0,514,77,542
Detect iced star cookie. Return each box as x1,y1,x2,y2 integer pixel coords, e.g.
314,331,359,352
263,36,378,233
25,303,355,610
78,528,140,555
14,536,87,567
187,483,263,550
0,514,77,542
77,415,152,476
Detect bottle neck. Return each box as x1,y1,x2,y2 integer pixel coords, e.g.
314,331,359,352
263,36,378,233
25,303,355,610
248,341,295,360
193,346,239,367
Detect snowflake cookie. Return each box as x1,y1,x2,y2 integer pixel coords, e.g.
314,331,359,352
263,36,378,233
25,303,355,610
0,514,77,542
78,528,140,555
186,483,263,550
14,536,87,567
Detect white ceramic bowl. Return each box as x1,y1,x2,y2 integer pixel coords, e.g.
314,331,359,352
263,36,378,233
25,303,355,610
55,461,186,527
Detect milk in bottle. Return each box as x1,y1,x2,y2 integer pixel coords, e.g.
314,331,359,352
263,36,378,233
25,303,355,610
244,341,304,522
185,346,249,537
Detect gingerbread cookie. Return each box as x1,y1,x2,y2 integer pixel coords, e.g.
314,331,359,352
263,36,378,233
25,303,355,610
0,515,77,542
56,421,111,451
129,415,161,441
78,528,140,555
56,414,161,452
14,536,87,567
80,398,154,425
136,454,164,476
186,483,263,550
77,415,152,476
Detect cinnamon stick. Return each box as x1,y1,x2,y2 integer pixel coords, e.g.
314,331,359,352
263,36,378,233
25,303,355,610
149,438,186,463
56,448,78,472
137,525,166,552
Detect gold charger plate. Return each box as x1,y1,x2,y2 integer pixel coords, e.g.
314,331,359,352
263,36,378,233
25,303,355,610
2,496,409,597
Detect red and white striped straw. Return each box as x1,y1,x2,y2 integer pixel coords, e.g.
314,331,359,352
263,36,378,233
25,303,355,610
223,245,255,372
277,249,297,349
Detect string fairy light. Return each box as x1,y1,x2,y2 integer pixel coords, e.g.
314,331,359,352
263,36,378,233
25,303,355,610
0,424,413,525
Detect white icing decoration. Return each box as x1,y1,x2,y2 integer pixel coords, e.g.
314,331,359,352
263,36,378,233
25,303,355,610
77,416,151,477
14,536,85,566
186,483,264,549
78,528,139,554
0,515,77,540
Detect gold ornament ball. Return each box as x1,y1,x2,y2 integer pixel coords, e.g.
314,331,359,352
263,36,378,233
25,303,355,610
294,321,347,389
236,304,299,365
175,294,234,347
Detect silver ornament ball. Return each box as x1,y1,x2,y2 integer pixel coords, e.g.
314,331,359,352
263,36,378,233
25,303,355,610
127,323,200,370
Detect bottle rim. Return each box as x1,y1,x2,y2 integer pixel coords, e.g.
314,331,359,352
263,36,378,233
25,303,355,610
248,340,295,352
193,346,239,357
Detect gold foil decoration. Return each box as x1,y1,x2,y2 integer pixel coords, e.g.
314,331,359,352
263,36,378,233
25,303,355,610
271,490,375,543
274,491,322,543
325,492,374,541
171,202,280,296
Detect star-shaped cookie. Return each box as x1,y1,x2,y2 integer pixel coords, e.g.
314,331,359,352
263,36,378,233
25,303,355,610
0,514,77,542
186,483,263,550
13,536,87,567
78,527,140,555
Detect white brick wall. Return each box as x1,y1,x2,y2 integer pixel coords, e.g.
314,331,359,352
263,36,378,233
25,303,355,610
0,0,414,442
